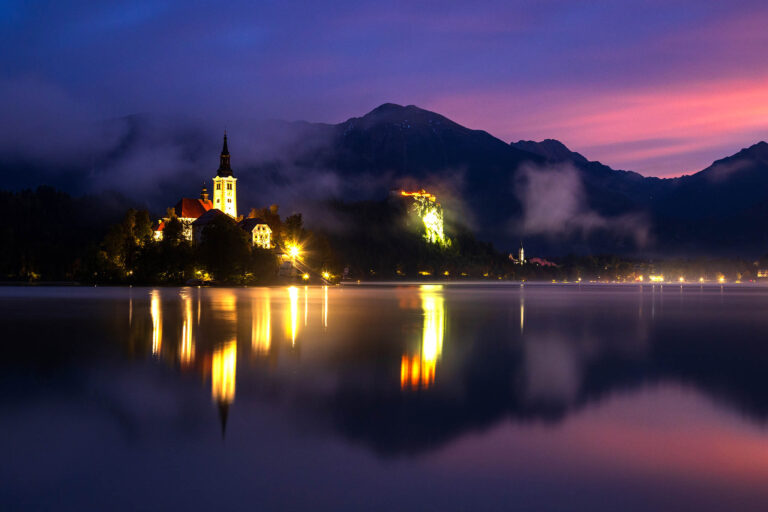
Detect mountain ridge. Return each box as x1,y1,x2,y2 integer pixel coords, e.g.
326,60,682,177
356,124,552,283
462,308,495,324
2,102,768,256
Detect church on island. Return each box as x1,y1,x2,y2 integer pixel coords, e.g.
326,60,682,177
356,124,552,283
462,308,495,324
153,134,272,249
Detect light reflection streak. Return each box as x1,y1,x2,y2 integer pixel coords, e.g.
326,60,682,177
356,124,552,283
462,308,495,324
323,285,328,329
401,285,445,390
180,290,194,364
252,291,271,354
304,286,308,327
287,286,299,346
211,339,237,405
520,293,525,335
150,290,162,356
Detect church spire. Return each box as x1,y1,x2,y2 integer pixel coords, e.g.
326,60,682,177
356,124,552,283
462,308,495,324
217,132,233,177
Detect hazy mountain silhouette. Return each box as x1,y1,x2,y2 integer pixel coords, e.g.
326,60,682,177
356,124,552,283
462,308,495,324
3,103,768,256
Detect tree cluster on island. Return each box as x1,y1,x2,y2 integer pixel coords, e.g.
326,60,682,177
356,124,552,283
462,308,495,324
0,186,766,285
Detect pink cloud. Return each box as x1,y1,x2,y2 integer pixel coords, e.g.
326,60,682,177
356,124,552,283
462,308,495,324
426,77,768,177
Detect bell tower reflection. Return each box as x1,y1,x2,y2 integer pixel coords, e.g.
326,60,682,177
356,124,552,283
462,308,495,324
212,339,237,435
401,285,445,390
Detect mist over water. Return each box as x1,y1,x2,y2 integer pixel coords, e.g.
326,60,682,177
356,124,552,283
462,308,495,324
3,283,768,511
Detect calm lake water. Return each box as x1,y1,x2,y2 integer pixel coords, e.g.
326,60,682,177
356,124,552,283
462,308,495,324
3,283,768,510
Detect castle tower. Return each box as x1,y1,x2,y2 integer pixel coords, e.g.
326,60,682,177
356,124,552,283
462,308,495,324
212,133,237,218
518,241,525,265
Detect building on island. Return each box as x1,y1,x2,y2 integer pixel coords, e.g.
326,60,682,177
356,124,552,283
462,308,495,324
153,133,271,248
190,208,230,244
212,132,238,218
238,217,272,249
509,241,525,265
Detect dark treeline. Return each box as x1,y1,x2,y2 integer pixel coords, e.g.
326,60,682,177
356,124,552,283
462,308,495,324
2,187,768,284
0,187,130,281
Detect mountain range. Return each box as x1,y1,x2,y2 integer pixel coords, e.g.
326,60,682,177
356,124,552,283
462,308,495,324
3,103,768,257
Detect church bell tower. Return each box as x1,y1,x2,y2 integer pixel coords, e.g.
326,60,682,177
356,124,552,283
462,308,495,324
212,132,237,218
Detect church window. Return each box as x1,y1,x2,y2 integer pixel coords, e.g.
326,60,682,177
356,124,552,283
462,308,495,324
226,183,233,191
215,183,221,190
227,198,232,203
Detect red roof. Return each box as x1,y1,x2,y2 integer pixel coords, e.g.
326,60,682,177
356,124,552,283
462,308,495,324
174,198,213,219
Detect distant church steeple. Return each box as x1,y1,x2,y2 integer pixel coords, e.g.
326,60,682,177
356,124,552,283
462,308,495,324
212,132,238,217
217,132,233,177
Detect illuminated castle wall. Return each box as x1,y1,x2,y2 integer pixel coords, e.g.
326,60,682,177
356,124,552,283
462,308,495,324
398,190,450,247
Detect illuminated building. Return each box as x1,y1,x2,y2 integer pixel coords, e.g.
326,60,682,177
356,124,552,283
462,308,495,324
191,208,231,244
510,241,526,265
212,132,238,218
398,190,450,247
238,217,272,249
401,285,445,389
152,133,238,242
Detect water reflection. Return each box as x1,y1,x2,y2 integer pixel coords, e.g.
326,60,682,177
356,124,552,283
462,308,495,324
151,289,162,356
9,285,768,510
252,290,271,355
180,290,195,365
211,339,237,428
400,285,445,390
287,286,299,346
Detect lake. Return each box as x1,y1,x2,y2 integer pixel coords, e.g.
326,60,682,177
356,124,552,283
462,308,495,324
3,283,768,511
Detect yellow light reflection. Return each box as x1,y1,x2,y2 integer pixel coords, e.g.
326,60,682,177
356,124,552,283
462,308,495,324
151,290,162,356
400,285,445,390
520,294,525,335
252,292,271,354
180,291,194,364
212,340,237,405
323,285,328,328
304,286,308,326
286,286,299,346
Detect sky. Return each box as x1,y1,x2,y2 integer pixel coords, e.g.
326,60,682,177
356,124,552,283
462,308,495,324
2,0,768,177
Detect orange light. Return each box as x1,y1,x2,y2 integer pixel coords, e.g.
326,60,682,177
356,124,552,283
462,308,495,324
400,189,436,201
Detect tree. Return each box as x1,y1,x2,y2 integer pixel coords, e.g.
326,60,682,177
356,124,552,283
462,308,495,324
198,215,251,282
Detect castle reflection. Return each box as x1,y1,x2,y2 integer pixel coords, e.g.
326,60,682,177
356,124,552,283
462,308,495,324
400,285,445,390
